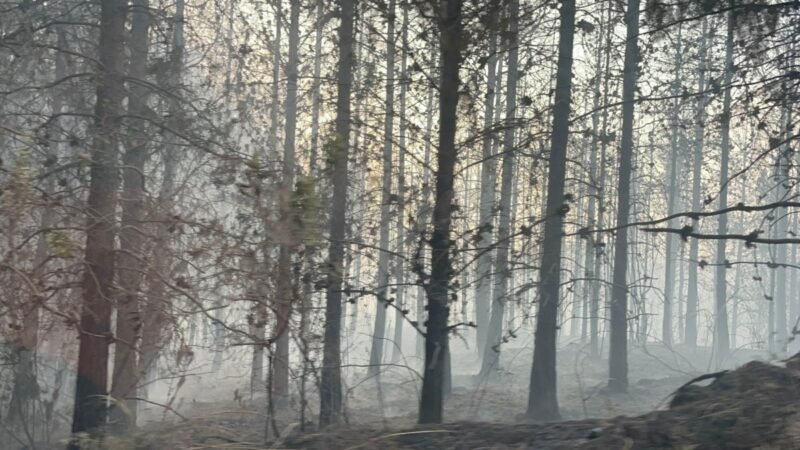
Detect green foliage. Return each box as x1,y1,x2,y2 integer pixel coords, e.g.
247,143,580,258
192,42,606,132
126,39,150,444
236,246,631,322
47,230,80,258
290,175,323,245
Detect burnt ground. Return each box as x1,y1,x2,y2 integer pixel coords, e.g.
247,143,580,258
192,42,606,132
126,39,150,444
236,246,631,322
127,343,800,449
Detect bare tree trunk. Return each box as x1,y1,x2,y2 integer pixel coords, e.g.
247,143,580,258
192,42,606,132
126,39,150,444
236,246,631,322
109,0,151,431
369,0,397,377
608,0,640,394
686,18,708,349
309,0,324,176
526,0,574,420
713,5,734,365
70,0,126,441
590,2,613,359
775,94,792,352
348,9,370,344
475,0,500,358
581,4,605,343
790,193,799,335
663,23,683,348
139,0,183,396
319,0,355,427
416,46,437,360
391,2,410,363
273,0,300,407
418,0,461,425
480,0,519,378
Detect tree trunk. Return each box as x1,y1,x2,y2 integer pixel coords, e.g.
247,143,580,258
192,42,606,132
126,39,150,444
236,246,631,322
273,0,300,407
319,0,355,427
581,2,605,344
418,0,462,425
109,0,151,431
416,46,437,360
775,94,792,352
686,18,708,349
480,0,519,378
70,0,127,440
391,2,409,363
608,0,640,394
591,1,613,359
662,23,683,348
713,6,734,365
475,0,500,359
309,0,324,176
138,0,183,396
368,0,397,377
526,0,574,421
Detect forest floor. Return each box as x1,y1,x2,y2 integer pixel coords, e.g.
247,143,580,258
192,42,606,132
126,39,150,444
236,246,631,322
129,342,800,449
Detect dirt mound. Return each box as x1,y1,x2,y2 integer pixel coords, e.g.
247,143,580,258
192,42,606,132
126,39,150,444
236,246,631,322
584,359,800,449
285,358,800,449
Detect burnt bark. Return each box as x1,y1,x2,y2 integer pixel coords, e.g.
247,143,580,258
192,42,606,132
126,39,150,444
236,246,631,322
418,0,462,425
319,0,355,428
70,0,127,440
526,0,575,421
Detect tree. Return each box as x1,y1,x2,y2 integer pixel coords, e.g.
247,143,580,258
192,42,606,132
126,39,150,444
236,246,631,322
686,18,708,349
319,0,356,428
662,23,683,348
392,1,410,363
480,0,520,378
418,0,462,425
475,0,500,359
70,0,127,441
526,0,575,421
274,0,301,406
713,3,735,365
608,0,640,394
368,0,397,376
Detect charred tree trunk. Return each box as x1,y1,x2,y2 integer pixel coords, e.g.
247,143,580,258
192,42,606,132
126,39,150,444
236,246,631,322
418,0,462,425
392,2,410,363
475,0,500,359
416,46,437,360
319,0,355,427
608,0,640,394
368,0,397,377
70,0,127,440
274,0,300,407
480,0,519,378
138,0,183,395
686,18,708,349
109,0,151,431
662,23,683,348
526,0,574,421
713,5,734,365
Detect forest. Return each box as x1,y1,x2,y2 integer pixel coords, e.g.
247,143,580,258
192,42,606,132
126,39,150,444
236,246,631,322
2,0,800,448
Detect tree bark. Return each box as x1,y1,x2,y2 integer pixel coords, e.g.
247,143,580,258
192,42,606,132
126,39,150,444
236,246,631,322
475,0,500,359
713,5,734,365
608,0,640,394
591,1,613,359
273,0,300,407
138,0,183,396
480,0,519,378
662,23,683,348
392,1,410,363
70,0,127,440
526,0,575,420
368,0,397,376
418,0,462,425
416,46,437,359
686,18,708,349
319,0,355,428
109,0,151,431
